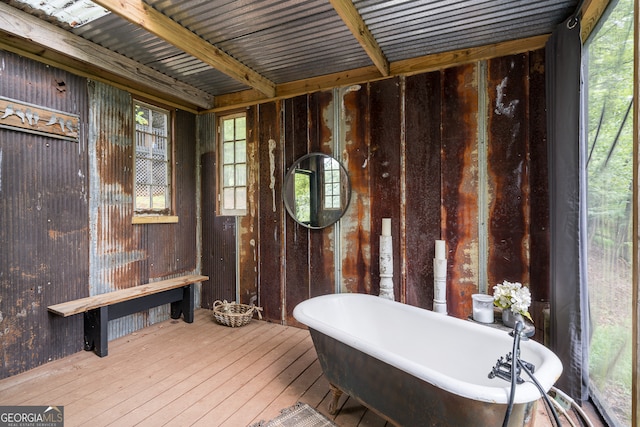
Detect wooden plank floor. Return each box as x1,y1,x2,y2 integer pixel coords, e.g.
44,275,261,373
0,309,583,426
0,309,388,427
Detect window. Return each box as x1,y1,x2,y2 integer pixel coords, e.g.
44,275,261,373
294,169,312,224
585,0,633,425
134,101,172,217
219,113,247,215
323,156,341,210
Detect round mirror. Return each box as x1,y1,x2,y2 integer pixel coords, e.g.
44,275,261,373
283,152,351,229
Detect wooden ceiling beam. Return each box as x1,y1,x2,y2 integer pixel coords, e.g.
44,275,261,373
0,2,212,110
581,0,610,41
210,34,550,112
92,0,276,98
329,0,390,77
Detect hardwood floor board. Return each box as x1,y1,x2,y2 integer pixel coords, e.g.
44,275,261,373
298,369,333,414
216,344,319,427
334,396,369,427
130,326,308,427
95,322,282,427
245,358,324,425
1,317,193,405
0,316,185,403
32,315,227,410
172,331,313,426
359,408,390,427
67,319,270,426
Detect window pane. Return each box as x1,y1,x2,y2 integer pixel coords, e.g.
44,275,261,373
135,183,150,209
134,102,171,214
135,105,150,129
235,117,246,140
223,119,235,141
586,0,633,425
235,164,246,186
223,165,235,186
236,140,246,163
223,142,235,164
235,187,247,210
152,160,167,186
294,171,311,223
222,188,235,210
219,114,247,215
151,185,166,210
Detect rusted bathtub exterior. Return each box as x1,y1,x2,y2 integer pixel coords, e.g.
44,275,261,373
293,293,562,426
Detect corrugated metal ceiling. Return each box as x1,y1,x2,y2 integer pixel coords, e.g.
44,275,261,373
5,0,579,101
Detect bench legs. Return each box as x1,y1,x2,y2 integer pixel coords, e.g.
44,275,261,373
83,284,195,357
171,284,194,323
84,306,108,357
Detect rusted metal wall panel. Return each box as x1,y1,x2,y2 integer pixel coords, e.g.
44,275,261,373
340,84,371,295
528,49,550,303
240,54,549,324
441,64,480,319
237,106,258,306
257,101,284,322
88,81,149,338
0,50,89,379
199,112,236,309
88,81,201,339
486,54,530,290
404,72,442,309
369,78,402,298
283,95,311,324
528,49,550,341
308,91,336,300
149,109,198,276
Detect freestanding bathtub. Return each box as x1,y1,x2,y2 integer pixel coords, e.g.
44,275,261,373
293,293,562,427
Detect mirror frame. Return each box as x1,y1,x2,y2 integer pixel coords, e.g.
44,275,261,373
282,152,351,229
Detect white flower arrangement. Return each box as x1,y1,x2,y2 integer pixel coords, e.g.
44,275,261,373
493,280,533,322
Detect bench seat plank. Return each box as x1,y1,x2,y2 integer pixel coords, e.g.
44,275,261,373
47,274,208,317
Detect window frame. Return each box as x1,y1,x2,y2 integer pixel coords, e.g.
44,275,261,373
322,156,342,211
132,99,177,224
218,111,248,216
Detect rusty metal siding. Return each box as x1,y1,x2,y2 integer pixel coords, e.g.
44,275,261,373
369,78,403,299
237,106,258,307
487,54,530,289
88,81,201,340
441,63,480,319
528,49,550,303
88,81,147,339
283,95,312,325
340,84,371,296
0,50,89,379
156,109,197,275
308,90,336,299
404,71,442,310
234,53,547,325
257,101,284,322
199,112,238,309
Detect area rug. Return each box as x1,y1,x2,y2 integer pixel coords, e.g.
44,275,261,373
248,402,337,427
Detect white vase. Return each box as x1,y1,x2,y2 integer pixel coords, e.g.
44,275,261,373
502,308,524,328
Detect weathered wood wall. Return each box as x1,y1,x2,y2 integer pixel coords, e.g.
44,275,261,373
211,50,549,328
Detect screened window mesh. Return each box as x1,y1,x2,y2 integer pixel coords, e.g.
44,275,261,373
134,102,170,213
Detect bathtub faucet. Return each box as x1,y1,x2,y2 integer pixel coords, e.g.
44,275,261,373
488,322,536,384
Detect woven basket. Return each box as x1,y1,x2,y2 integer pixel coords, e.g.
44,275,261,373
213,300,262,327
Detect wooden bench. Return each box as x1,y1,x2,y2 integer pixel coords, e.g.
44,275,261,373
48,274,208,357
